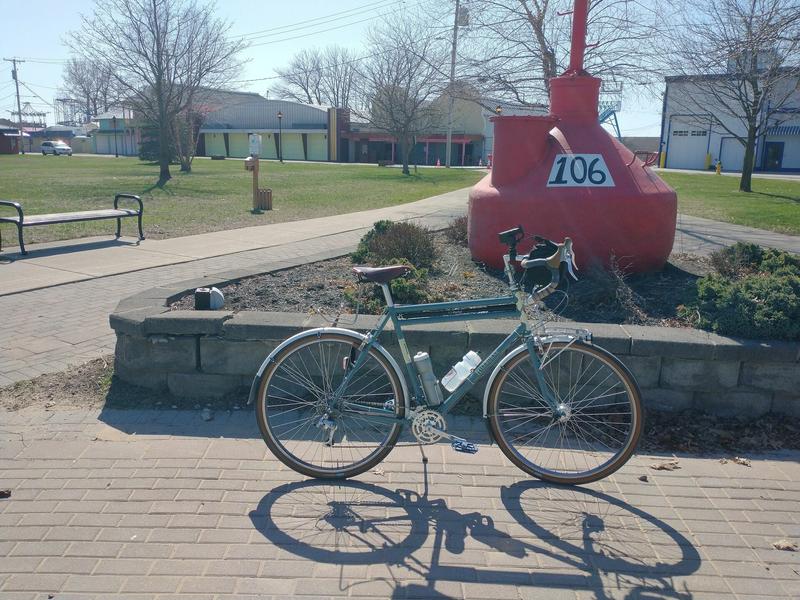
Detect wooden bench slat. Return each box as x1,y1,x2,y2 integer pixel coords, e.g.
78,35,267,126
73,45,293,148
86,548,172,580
19,209,138,225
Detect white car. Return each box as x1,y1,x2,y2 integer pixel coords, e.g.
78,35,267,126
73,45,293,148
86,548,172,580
41,141,73,156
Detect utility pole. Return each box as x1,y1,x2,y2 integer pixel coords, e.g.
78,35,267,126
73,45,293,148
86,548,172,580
444,0,460,169
4,57,26,154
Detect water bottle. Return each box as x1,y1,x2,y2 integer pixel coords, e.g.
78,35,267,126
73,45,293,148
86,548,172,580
441,351,482,392
413,352,443,406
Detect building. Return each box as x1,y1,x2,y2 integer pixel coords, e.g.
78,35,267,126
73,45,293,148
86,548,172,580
0,126,22,154
93,111,139,156
659,73,800,172
197,91,332,161
194,88,547,166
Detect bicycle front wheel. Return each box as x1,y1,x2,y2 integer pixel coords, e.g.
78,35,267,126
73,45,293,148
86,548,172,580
488,341,642,484
255,332,405,479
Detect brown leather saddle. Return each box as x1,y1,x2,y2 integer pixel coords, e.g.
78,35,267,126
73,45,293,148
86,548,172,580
352,265,412,284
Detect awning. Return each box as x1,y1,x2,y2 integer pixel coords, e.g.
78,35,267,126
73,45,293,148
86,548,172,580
766,125,800,136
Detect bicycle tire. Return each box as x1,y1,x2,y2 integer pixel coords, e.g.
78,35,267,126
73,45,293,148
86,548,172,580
488,341,642,484
255,331,405,479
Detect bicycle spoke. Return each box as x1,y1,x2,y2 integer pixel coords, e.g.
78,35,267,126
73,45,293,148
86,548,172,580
491,343,640,483
261,336,402,478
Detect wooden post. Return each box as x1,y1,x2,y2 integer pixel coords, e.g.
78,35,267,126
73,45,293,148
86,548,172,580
252,155,259,209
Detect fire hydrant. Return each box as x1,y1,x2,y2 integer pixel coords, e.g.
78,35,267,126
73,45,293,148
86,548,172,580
715,161,722,175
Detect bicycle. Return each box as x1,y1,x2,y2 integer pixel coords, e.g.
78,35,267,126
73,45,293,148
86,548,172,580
250,225,643,484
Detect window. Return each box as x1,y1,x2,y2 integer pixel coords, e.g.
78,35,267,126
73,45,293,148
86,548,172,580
690,130,707,136
673,130,688,136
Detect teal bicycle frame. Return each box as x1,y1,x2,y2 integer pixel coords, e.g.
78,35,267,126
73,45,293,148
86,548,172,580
334,288,560,427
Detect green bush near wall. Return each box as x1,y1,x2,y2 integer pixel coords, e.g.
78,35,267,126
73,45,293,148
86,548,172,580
682,243,800,340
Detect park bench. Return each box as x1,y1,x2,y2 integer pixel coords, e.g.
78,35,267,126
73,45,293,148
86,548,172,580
0,193,145,255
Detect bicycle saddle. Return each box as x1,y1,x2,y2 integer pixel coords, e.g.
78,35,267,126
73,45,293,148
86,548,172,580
352,265,412,284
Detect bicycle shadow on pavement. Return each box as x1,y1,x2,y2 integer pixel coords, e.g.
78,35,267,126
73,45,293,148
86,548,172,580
248,472,700,600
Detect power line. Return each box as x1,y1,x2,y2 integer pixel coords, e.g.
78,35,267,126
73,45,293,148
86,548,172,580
13,56,67,65
246,1,421,48
238,0,397,40
231,48,390,84
18,81,54,108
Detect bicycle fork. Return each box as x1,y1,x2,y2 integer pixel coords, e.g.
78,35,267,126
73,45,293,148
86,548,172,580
524,337,567,420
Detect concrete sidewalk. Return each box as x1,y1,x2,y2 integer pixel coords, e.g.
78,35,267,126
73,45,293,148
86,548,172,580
0,405,798,599
0,188,470,297
2,190,798,298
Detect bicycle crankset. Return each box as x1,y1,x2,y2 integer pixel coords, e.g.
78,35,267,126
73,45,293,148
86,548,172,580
411,409,479,453
411,409,446,444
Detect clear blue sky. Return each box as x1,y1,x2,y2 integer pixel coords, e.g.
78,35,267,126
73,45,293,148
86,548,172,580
0,0,663,136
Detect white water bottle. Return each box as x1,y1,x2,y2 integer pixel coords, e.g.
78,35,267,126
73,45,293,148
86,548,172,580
441,351,482,392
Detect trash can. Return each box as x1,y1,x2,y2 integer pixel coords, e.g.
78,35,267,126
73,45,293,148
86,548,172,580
254,188,272,211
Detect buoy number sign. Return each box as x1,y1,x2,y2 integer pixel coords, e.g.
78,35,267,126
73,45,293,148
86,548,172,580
547,154,615,187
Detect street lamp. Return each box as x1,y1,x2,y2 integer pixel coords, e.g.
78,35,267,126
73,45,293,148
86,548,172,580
112,115,119,158
277,111,283,163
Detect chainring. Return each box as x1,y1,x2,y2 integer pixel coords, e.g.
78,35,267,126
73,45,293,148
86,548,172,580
411,409,447,445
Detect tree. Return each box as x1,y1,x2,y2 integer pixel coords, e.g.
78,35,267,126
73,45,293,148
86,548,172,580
70,0,245,182
274,49,323,105
659,0,800,191
354,18,447,175
61,58,119,122
319,46,360,109
274,45,361,108
459,0,661,105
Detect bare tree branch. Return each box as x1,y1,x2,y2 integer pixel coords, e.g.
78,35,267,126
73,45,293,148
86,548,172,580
352,17,448,175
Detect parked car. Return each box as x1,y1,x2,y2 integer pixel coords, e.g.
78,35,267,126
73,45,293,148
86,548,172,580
41,141,73,156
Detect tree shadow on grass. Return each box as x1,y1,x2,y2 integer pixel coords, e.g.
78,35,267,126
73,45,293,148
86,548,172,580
751,191,800,203
140,178,175,195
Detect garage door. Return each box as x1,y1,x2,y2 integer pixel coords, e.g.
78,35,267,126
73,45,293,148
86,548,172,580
720,138,745,172
666,123,708,170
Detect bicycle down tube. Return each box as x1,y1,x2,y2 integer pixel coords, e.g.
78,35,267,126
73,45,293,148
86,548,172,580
333,294,560,423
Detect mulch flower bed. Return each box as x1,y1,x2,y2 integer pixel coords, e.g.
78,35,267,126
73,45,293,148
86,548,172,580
171,233,707,328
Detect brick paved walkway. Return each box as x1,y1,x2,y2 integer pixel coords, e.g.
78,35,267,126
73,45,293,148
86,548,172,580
0,406,798,599
0,190,467,387
0,186,797,388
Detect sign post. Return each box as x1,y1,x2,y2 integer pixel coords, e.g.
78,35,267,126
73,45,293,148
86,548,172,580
246,134,272,211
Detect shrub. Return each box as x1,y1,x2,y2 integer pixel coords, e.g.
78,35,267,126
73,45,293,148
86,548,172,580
445,215,468,246
709,242,764,279
344,263,439,314
351,220,393,264
684,244,800,340
686,271,800,340
555,257,648,323
351,220,438,269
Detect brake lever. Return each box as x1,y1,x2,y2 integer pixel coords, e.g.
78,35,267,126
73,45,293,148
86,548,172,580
563,238,578,281
565,254,578,280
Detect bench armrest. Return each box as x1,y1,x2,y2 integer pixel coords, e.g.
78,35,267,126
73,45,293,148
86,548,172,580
114,194,143,213
0,200,23,223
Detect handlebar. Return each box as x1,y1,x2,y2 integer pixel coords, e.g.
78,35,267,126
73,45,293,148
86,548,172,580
498,226,578,301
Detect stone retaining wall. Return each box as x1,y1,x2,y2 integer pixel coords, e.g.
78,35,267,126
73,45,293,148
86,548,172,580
111,292,800,417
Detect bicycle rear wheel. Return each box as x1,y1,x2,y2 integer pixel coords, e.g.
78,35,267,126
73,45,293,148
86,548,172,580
488,341,642,484
255,332,405,479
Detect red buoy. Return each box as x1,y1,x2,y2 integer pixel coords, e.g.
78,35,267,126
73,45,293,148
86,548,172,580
468,0,676,272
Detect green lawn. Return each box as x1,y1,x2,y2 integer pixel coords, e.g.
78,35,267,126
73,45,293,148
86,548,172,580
0,155,482,244
660,171,800,235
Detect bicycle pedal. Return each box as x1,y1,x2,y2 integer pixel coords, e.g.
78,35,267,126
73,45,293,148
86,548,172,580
451,440,478,454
